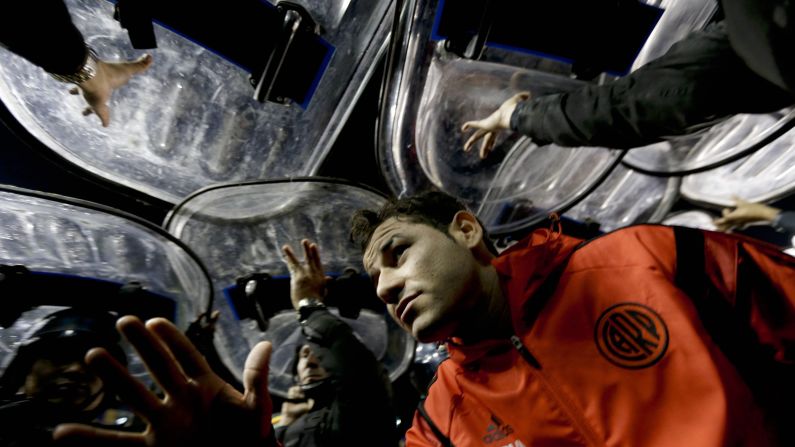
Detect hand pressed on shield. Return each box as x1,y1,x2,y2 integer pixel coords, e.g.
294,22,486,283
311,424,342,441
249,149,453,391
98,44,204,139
68,54,153,127
279,385,313,427
282,239,332,309
714,197,781,232
461,92,530,159
53,316,275,447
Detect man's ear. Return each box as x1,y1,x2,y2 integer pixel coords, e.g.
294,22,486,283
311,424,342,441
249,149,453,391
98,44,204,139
449,211,483,249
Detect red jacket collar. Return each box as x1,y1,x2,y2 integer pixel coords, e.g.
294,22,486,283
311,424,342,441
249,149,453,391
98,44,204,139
493,228,583,334
444,228,583,366
446,337,513,366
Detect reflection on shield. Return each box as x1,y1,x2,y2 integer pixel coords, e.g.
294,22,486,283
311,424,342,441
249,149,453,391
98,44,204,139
0,185,212,394
0,0,395,203
165,179,414,397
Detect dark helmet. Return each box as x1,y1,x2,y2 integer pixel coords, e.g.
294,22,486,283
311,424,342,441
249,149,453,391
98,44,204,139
0,308,126,400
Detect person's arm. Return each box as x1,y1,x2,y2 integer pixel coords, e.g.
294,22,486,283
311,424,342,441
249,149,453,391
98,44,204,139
282,241,390,388
282,240,396,444
1,2,152,127
714,197,795,237
463,22,794,153
52,316,279,447
714,198,782,232
462,92,530,159
514,22,795,149
300,305,396,444
300,307,392,390
277,385,312,427
1,2,86,77
70,53,153,127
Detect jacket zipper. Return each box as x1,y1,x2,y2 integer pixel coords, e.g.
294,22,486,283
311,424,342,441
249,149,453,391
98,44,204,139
510,335,603,447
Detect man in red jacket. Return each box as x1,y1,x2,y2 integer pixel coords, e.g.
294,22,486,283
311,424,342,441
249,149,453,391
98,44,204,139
349,190,795,446
51,192,795,447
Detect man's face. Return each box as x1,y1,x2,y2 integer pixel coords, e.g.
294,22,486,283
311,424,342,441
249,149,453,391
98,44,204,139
296,344,329,385
24,354,104,411
363,217,483,343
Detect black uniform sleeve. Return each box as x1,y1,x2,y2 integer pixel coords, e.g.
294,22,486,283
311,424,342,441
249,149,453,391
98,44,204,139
0,1,87,76
510,22,795,149
300,309,397,445
773,211,795,236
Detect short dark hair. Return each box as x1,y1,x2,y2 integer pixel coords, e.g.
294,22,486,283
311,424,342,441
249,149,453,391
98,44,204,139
350,190,496,255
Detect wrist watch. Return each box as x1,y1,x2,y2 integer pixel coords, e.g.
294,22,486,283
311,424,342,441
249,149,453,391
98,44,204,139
297,297,326,321
50,46,98,84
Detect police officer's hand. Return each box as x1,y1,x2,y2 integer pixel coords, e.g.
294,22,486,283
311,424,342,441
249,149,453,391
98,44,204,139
53,316,275,447
714,197,781,231
279,386,313,426
69,54,153,127
282,239,331,309
461,92,530,159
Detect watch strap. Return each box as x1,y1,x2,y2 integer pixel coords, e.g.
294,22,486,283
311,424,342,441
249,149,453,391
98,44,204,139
51,46,98,84
297,297,326,322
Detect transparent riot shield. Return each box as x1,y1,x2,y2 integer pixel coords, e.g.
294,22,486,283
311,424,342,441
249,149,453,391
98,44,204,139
624,107,795,175
564,165,681,233
377,0,716,236
621,0,795,175
629,0,719,70
662,209,718,231
0,185,213,430
164,178,414,397
662,209,795,255
681,126,795,207
0,0,394,203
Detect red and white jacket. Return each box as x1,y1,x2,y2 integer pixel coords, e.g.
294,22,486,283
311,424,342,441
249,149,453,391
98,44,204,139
406,225,795,446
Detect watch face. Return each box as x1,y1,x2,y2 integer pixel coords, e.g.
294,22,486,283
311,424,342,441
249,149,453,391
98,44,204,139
299,301,324,320
299,298,323,308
